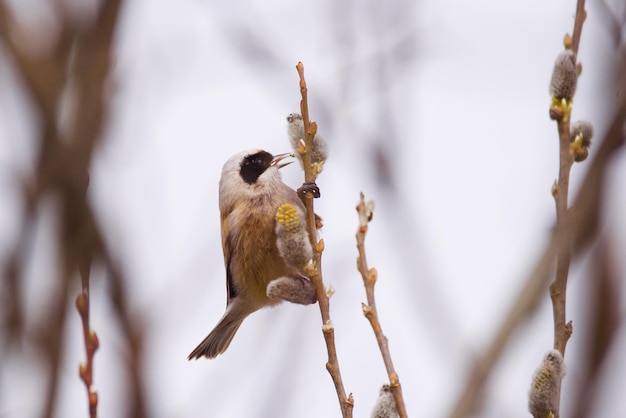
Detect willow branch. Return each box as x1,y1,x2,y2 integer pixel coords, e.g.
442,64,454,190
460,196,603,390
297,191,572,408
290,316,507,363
448,96,626,418
550,0,587,360
570,0,587,56
355,193,408,418
295,62,353,418
549,116,574,357
0,1,125,417
76,256,99,418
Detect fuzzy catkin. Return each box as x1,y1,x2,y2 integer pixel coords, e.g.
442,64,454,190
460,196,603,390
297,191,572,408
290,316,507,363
275,203,312,267
528,350,565,418
550,51,578,100
570,120,593,147
286,113,329,167
371,385,398,418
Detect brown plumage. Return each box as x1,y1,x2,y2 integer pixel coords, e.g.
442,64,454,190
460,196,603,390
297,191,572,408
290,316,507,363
188,150,316,360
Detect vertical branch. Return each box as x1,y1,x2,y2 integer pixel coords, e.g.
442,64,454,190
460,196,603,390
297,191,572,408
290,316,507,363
570,0,587,56
571,238,622,418
541,3,587,416
105,258,149,418
76,256,99,418
448,98,625,418
355,193,408,418
549,117,574,357
295,62,353,418
0,1,131,417
41,266,72,418
549,0,587,359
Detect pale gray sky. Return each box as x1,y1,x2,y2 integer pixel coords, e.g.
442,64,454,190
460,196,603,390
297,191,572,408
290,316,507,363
1,0,625,417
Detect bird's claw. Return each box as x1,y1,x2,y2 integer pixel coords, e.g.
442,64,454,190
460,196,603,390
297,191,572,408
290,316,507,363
297,182,320,201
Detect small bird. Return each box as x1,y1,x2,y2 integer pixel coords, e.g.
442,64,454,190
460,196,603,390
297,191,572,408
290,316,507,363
188,150,318,360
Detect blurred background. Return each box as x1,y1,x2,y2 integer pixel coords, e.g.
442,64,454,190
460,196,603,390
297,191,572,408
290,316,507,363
1,0,625,417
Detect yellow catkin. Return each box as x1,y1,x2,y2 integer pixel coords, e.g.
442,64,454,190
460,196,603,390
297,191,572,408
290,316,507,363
528,350,565,418
275,204,300,233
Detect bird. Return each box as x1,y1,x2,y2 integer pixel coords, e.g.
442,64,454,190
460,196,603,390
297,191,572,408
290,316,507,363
188,150,318,360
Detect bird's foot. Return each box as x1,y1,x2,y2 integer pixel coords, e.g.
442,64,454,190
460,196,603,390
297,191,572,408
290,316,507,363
267,275,317,305
297,182,320,202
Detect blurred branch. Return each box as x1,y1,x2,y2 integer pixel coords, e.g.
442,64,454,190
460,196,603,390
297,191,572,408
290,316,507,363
0,3,72,118
572,238,622,418
0,206,34,346
596,0,625,45
40,262,72,418
0,1,150,417
105,256,148,418
570,0,587,56
355,192,407,418
76,257,99,418
295,62,354,418
448,89,626,418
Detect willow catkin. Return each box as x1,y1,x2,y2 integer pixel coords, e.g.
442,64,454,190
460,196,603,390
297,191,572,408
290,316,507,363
528,350,565,418
550,51,578,100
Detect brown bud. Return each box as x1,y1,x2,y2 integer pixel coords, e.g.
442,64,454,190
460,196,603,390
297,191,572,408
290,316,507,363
315,214,324,229
75,293,88,315
326,284,335,298
549,106,564,121
89,391,98,407
296,139,306,155
79,363,89,383
89,329,100,350
563,33,572,49
369,268,378,284
573,146,589,162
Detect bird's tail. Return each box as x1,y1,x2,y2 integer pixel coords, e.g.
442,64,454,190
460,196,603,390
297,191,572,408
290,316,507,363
187,309,246,360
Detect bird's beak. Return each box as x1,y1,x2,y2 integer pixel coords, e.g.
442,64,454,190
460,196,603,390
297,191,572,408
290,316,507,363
271,152,295,169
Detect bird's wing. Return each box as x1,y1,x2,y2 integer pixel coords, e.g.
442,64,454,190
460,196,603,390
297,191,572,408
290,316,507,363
225,248,237,306
222,217,238,306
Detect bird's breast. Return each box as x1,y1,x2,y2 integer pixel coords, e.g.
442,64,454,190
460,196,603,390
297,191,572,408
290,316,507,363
222,195,292,304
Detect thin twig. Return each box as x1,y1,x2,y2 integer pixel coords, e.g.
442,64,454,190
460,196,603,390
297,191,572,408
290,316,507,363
448,96,626,418
570,0,587,56
355,193,408,418
76,256,98,418
549,116,574,357
295,62,353,418
542,4,589,416
549,0,588,362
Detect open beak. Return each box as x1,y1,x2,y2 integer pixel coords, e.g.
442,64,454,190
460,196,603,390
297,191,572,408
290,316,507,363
271,152,295,169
